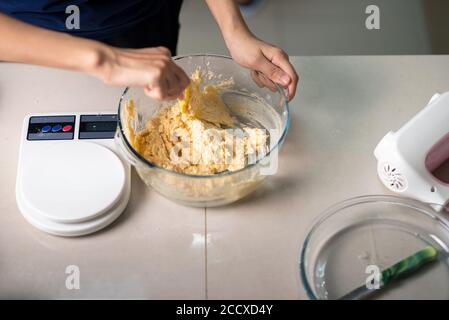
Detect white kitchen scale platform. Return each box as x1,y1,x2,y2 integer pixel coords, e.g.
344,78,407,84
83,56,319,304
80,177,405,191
16,112,131,236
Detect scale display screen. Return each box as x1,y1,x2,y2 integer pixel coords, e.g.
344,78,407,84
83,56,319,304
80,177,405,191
79,114,117,139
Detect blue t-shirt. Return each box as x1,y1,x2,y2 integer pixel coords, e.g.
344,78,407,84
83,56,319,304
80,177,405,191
0,0,162,40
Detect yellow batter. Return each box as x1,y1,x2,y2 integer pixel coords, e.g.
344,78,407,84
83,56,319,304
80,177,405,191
126,70,268,175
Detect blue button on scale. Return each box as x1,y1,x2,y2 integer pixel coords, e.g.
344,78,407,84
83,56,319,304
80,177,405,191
52,124,62,132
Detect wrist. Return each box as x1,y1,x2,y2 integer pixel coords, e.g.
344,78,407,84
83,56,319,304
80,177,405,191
78,40,114,80
223,26,256,56
222,21,252,45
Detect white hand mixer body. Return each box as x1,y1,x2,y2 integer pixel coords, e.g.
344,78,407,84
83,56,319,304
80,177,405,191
374,92,449,211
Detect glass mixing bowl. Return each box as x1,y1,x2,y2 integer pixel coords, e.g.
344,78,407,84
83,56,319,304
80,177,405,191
115,54,290,207
300,195,449,300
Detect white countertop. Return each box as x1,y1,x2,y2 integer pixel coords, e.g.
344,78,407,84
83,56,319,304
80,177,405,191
1,56,449,299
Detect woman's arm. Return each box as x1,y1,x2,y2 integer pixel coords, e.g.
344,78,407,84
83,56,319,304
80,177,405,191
0,13,189,100
205,0,298,101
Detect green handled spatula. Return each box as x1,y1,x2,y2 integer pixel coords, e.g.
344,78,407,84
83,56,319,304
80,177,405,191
340,246,439,300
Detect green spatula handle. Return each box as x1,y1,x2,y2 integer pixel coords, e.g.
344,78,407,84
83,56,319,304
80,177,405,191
381,245,439,286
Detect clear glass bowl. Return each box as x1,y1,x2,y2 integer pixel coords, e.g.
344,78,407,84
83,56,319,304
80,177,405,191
299,195,449,300
115,54,290,207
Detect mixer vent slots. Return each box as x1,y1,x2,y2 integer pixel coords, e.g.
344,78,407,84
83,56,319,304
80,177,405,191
381,163,408,192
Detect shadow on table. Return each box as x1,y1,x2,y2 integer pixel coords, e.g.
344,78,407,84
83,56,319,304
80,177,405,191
215,173,304,211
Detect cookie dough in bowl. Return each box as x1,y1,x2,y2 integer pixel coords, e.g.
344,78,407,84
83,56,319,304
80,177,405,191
115,54,290,207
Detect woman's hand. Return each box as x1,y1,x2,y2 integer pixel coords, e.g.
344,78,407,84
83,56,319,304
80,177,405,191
0,13,188,101
0,13,189,101
205,0,298,100
91,45,190,101
226,33,298,101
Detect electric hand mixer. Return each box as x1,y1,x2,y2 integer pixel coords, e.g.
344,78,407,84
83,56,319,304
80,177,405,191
374,91,449,211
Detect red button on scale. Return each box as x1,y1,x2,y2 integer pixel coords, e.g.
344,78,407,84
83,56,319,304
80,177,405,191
62,125,72,132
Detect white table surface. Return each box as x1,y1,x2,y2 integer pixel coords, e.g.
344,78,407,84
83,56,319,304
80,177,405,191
1,56,449,299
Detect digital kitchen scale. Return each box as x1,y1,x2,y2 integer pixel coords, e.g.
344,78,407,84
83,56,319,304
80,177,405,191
16,112,131,236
